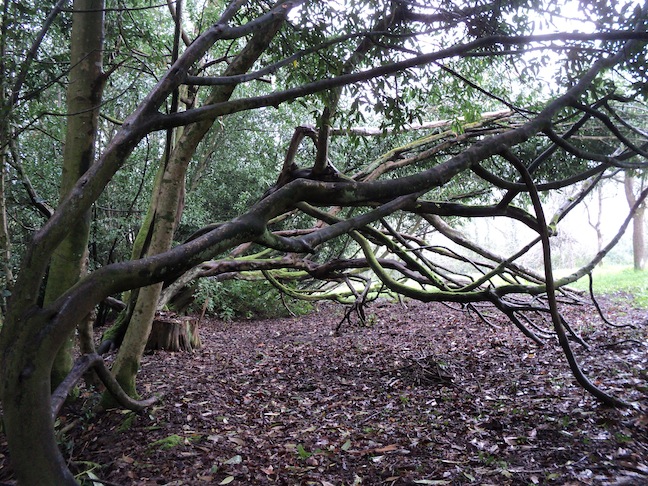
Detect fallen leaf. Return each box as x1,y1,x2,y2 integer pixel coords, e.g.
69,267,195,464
121,455,135,464
228,437,245,446
374,444,399,453
224,455,242,465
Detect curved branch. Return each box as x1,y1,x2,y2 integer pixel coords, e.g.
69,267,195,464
414,200,540,231
544,127,646,168
506,148,629,407
94,355,160,410
472,161,608,192
152,32,648,131
51,353,158,421
11,0,69,105
588,273,635,328
571,101,648,158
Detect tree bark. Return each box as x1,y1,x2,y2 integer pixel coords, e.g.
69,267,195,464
43,0,105,388
1,1,104,483
0,150,12,307
624,171,646,271
2,358,78,485
0,0,13,315
146,313,202,352
106,14,286,402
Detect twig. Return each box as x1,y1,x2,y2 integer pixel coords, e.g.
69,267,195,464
588,272,636,328
466,303,501,329
601,339,645,349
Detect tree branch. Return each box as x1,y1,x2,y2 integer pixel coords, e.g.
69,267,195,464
51,353,158,421
505,147,629,407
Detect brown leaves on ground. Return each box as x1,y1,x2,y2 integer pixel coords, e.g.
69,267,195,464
1,299,647,485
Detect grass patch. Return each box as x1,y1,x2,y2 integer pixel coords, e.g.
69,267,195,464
568,266,648,308
150,434,187,451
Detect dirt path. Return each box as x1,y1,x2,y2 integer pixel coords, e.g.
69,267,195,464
1,299,647,485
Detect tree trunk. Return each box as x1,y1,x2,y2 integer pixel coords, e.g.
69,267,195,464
105,16,286,403
1,284,83,485
624,171,646,271
0,0,13,315
1,343,77,485
584,183,604,254
0,152,12,305
631,204,645,270
43,0,105,388
0,1,104,482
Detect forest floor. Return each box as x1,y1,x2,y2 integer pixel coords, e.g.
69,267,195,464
1,297,647,485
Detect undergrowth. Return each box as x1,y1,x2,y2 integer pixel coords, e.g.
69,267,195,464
190,278,313,321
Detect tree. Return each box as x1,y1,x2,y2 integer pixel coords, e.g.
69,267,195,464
624,170,646,270
42,0,105,388
104,3,288,402
0,0,69,318
1,1,648,483
584,180,607,255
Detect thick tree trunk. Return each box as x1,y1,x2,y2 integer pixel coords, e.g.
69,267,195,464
43,0,104,388
1,286,81,486
1,1,104,482
624,172,646,271
2,351,77,485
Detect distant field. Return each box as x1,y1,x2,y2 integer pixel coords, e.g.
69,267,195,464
566,265,648,309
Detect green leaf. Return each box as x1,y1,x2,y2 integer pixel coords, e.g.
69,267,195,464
219,476,235,485
296,444,312,459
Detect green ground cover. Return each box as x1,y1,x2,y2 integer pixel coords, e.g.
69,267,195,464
568,266,648,309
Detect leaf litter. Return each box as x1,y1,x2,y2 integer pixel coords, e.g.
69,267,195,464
0,299,646,485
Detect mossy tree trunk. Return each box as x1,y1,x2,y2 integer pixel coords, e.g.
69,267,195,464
1,327,77,485
42,0,105,389
0,0,14,313
0,2,105,483
104,16,286,404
